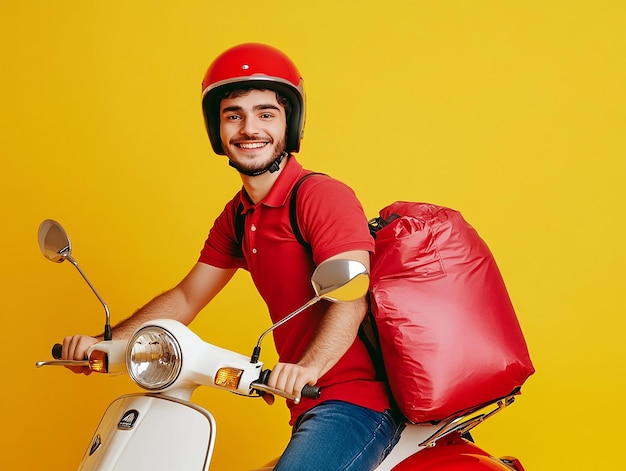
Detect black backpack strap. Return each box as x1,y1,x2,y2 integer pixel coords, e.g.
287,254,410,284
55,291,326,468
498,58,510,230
289,172,325,252
368,213,401,239
234,172,326,251
234,201,245,249
358,307,387,382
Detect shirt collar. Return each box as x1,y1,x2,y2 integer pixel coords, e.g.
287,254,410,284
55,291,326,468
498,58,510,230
239,156,305,213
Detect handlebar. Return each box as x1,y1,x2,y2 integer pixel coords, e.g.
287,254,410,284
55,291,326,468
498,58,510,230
35,343,89,368
48,345,321,402
300,384,322,400
257,369,321,401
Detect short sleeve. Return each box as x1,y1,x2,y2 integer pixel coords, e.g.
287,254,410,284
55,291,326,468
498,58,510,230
295,176,374,264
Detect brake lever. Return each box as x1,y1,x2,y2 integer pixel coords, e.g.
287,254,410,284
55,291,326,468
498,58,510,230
35,359,90,368
250,382,303,404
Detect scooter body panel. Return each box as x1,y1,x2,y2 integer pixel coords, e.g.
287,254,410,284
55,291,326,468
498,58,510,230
390,434,517,471
78,393,215,471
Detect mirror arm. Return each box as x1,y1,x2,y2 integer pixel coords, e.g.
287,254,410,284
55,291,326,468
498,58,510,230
250,296,320,363
66,254,112,341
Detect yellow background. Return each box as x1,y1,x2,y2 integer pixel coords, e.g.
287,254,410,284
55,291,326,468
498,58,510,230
1,1,624,470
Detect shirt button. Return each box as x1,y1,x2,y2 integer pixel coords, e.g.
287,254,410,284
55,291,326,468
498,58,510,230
250,225,257,231
252,248,257,254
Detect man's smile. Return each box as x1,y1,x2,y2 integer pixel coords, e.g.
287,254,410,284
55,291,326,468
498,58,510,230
236,141,268,149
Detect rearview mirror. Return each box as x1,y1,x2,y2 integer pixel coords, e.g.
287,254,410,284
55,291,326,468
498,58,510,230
36,219,113,341
311,258,369,302
38,219,73,263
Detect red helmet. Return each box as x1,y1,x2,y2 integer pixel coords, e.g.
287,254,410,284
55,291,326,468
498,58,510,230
201,43,306,155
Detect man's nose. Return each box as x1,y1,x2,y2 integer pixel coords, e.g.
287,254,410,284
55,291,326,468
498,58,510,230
240,117,260,136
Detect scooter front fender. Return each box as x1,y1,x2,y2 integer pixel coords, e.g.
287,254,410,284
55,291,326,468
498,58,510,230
392,434,519,471
78,393,215,471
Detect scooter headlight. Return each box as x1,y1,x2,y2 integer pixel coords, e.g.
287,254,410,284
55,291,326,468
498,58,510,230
126,326,182,390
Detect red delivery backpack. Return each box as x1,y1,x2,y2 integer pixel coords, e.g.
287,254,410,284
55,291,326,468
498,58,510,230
367,201,535,423
239,175,535,424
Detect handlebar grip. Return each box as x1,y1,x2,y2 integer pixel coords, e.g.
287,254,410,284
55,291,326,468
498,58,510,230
52,343,63,360
300,384,321,400
259,369,322,400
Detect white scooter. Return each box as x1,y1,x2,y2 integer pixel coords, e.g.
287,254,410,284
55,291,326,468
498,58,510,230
36,219,526,471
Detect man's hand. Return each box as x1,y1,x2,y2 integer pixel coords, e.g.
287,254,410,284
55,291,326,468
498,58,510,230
61,335,99,375
267,362,320,400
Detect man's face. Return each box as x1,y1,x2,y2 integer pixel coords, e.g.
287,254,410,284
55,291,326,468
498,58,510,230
219,89,287,174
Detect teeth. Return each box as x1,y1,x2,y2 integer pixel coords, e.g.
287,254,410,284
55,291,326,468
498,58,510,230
238,142,266,149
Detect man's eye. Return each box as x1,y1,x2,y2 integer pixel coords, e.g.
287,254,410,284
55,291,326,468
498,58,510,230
226,115,241,120
260,113,273,119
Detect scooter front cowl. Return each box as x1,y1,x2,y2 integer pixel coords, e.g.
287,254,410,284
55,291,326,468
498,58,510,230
391,434,522,471
78,393,215,471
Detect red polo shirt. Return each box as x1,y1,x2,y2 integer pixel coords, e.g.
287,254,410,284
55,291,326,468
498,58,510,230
199,157,390,424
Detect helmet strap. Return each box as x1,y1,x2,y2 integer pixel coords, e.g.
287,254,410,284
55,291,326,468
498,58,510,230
228,152,289,177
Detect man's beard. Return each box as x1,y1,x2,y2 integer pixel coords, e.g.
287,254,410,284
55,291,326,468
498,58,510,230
224,137,287,176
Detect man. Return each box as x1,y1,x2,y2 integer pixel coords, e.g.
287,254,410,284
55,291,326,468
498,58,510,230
62,43,403,470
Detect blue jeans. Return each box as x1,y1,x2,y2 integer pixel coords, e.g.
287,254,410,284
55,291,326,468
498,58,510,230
273,401,405,471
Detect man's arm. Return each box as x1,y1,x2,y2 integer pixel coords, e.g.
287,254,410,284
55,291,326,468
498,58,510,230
62,262,237,373
267,250,370,398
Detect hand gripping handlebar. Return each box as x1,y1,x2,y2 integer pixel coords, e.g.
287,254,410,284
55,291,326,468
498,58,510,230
256,369,321,401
